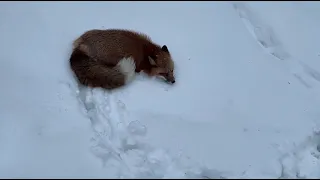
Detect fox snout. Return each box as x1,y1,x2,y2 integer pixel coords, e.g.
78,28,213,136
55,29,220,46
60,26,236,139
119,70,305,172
158,71,175,84
149,67,175,84
164,73,175,84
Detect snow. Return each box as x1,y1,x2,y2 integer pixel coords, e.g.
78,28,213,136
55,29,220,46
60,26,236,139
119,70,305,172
1,1,320,178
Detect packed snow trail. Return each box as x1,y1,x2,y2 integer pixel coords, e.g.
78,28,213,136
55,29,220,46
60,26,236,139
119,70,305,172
71,84,229,178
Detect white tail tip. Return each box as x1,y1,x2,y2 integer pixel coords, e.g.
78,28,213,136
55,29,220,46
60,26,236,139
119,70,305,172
117,56,136,84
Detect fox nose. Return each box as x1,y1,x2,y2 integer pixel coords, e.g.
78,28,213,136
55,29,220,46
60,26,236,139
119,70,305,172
171,80,175,84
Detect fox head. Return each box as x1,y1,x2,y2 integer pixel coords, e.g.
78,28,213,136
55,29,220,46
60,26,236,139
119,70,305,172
148,45,175,84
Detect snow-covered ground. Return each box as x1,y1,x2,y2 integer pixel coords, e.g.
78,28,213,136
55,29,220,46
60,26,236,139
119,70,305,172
1,1,320,178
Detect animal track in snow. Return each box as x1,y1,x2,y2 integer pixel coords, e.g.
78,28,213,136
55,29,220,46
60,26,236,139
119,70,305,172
232,2,290,61
232,2,319,89
69,82,228,178
278,130,320,178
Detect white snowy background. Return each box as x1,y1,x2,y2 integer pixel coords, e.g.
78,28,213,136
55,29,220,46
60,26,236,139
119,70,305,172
1,1,320,178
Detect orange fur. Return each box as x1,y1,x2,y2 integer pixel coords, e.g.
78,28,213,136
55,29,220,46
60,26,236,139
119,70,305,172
70,29,176,90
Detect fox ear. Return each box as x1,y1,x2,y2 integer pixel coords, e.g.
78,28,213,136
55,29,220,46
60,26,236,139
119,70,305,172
148,56,157,66
161,45,169,53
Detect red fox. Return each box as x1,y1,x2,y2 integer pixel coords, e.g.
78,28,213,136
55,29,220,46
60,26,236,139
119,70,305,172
69,29,175,90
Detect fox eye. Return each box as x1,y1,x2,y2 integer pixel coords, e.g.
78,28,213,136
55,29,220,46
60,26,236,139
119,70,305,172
149,55,157,60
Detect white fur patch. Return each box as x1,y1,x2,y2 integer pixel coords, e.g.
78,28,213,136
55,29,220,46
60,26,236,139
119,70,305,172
117,56,136,84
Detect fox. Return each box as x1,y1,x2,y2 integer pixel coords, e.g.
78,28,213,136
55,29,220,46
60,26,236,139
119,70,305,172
69,28,175,90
